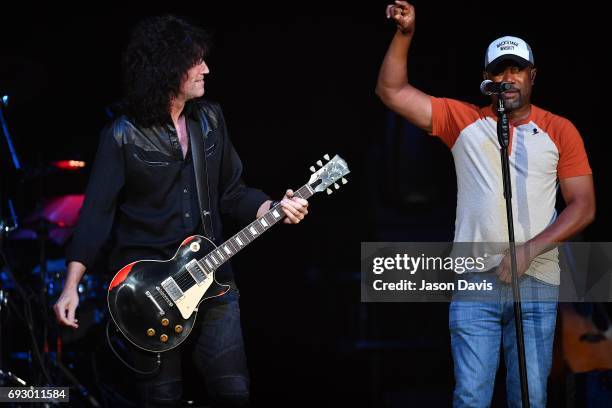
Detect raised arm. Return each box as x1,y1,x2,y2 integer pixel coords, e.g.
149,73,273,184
375,1,432,132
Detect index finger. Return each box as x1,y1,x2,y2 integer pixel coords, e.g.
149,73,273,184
386,4,394,18
291,197,308,207
394,0,412,8
55,306,77,328
65,303,79,328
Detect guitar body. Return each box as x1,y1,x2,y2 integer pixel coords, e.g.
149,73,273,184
107,235,230,353
106,153,350,353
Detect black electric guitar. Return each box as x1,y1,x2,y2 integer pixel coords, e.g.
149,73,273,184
107,154,349,352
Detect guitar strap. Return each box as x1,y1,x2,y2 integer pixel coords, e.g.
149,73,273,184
187,110,215,242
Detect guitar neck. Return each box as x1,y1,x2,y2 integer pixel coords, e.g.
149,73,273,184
197,184,314,268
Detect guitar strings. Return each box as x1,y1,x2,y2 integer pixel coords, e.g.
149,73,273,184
159,185,313,291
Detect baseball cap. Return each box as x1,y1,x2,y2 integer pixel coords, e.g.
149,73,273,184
484,35,534,72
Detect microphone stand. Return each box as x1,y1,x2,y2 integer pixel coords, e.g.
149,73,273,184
496,96,530,408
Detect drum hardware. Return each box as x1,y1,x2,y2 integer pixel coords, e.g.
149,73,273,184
1,96,98,404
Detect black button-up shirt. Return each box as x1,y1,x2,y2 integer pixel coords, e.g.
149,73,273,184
66,100,269,284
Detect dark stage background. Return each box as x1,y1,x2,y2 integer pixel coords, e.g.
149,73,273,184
1,1,610,407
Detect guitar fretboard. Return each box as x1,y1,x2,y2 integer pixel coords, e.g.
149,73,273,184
196,184,314,272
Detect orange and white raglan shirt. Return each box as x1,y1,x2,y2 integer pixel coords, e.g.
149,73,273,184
430,97,592,284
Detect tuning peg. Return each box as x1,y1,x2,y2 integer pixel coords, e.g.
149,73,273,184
334,183,339,189
326,188,333,195
323,154,330,161
341,177,348,184
317,160,323,167
310,166,316,173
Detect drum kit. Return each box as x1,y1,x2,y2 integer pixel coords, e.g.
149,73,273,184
12,193,106,312
1,91,108,406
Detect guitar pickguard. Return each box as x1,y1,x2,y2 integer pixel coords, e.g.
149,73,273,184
173,273,214,319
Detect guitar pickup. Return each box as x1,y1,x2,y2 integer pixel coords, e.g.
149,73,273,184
156,286,173,307
161,277,184,302
185,259,209,285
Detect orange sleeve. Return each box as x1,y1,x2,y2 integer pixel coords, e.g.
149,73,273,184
554,119,592,179
430,97,481,149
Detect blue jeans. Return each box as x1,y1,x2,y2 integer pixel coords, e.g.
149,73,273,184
124,290,249,407
449,271,558,408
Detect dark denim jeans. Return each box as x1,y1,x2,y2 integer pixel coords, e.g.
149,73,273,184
122,290,250,407
449,270,559,408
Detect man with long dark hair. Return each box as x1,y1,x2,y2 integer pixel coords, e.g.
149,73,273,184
53,15,308,407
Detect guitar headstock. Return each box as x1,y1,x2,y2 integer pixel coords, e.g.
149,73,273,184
308,154,350,195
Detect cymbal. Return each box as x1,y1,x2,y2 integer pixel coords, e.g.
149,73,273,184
9,226,74,246
23,194,84,227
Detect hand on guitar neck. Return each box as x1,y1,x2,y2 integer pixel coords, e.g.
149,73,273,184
257,189,309,224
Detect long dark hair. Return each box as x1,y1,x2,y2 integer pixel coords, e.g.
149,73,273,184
121,15,210,127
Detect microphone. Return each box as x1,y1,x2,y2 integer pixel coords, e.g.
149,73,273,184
480,80,512,96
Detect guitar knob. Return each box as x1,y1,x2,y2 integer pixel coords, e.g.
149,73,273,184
147,328,155,337
161,318,169,326
175,325,183,334
160,334,168,343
